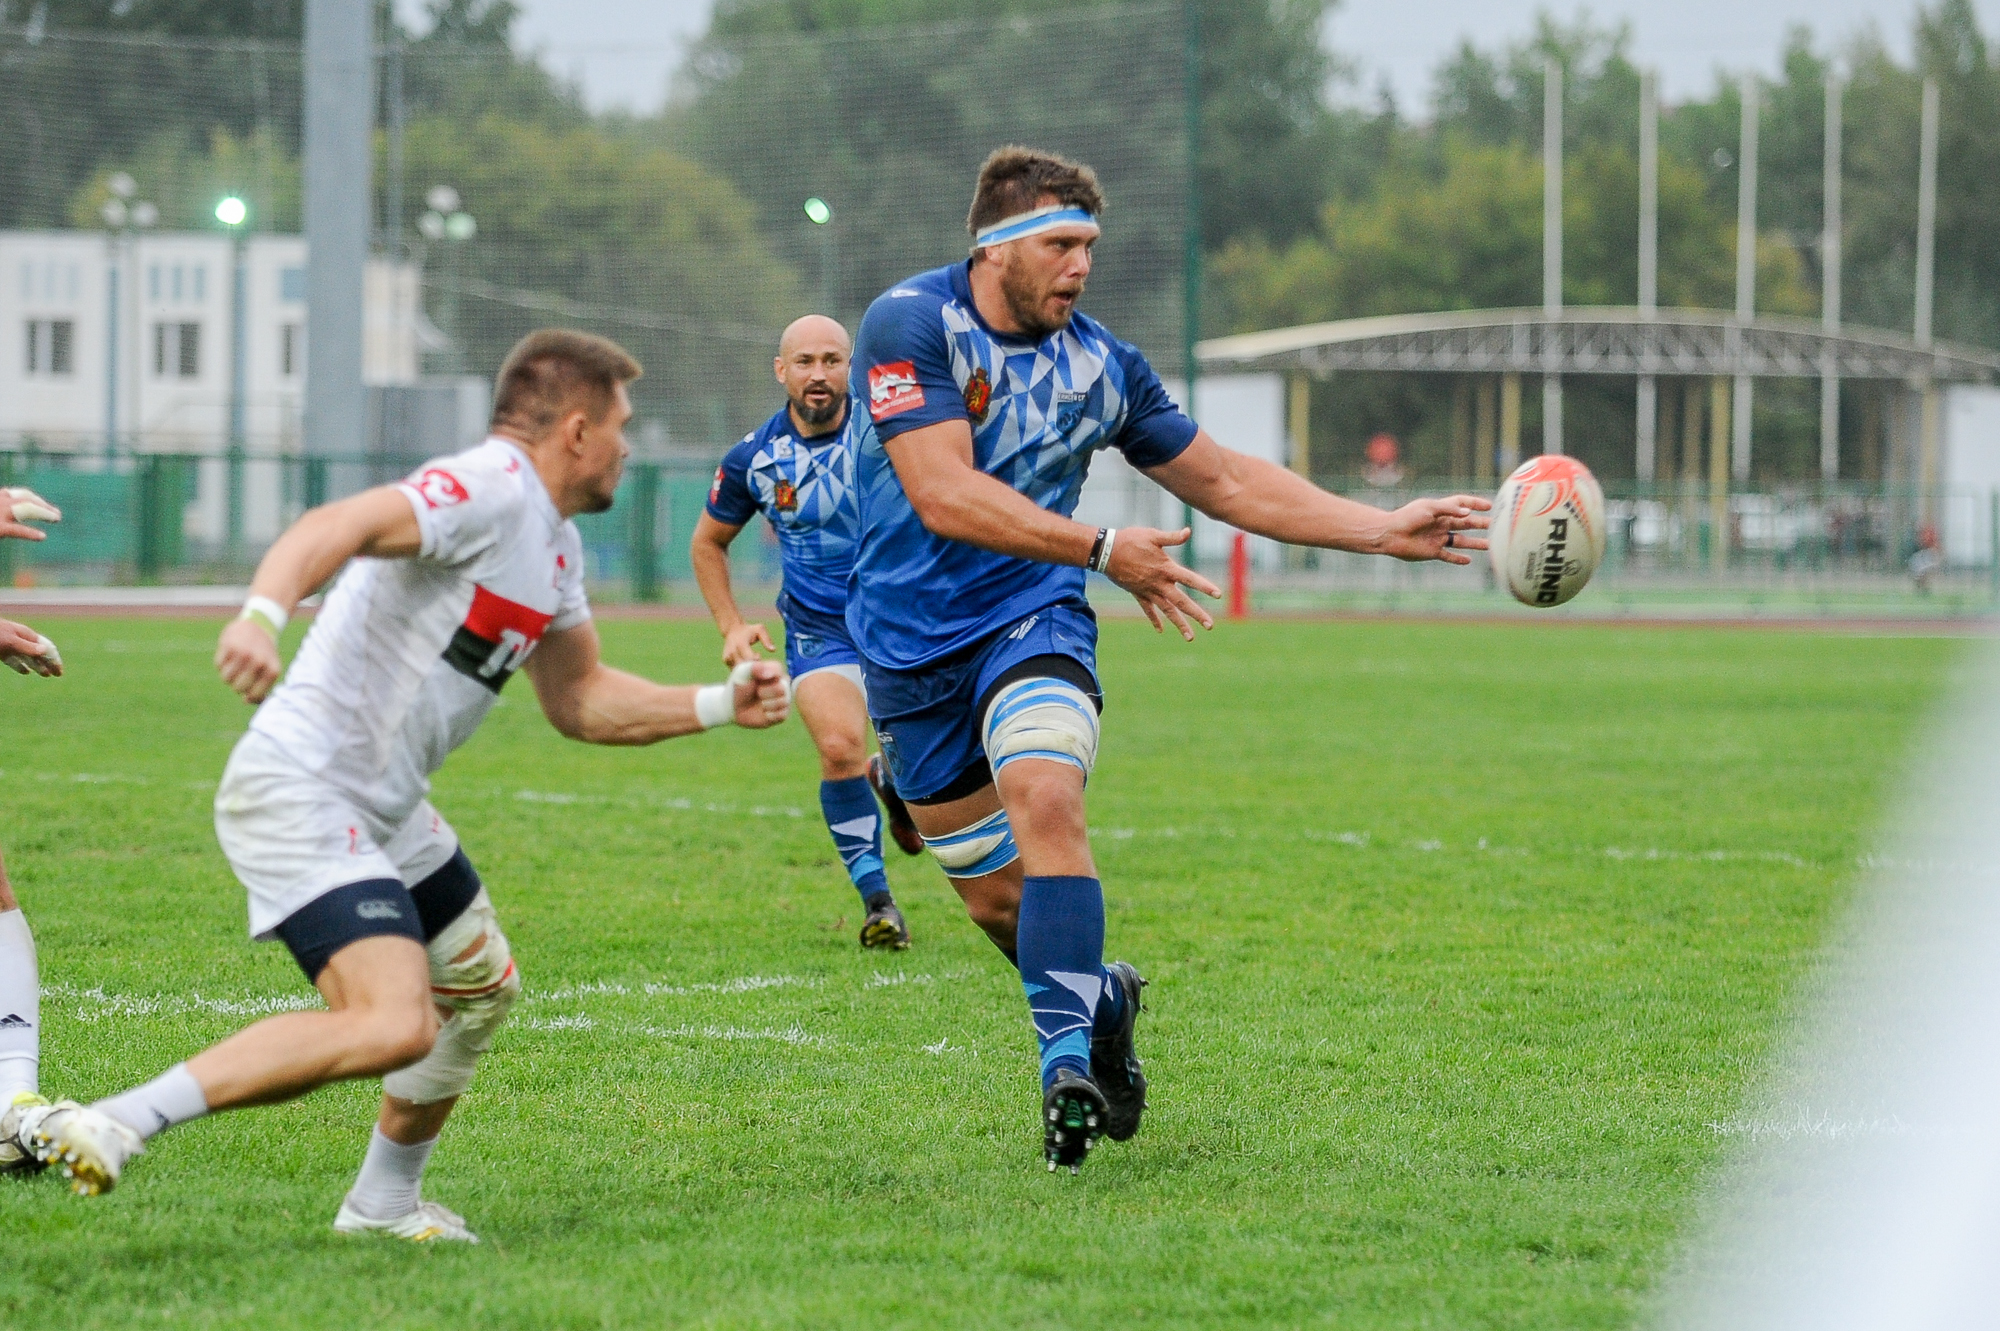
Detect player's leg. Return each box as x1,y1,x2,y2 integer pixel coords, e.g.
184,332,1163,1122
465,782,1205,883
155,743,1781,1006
34,929,435,1195
974,642,1146,1167
0,851,49,1174
796,665,908,949
336,816,515,1243
34,737,443,1194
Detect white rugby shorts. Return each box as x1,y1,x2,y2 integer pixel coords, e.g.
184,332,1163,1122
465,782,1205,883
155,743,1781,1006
215,730,461,940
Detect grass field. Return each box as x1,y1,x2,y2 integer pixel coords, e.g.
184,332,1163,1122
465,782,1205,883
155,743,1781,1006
0,614,1959,1329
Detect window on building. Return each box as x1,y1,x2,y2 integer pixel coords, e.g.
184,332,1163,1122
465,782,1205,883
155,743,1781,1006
280,266,306,303
24,320,75,376
148,264,161,302
153,321,201,378
192,266,206,302
280,323,303,376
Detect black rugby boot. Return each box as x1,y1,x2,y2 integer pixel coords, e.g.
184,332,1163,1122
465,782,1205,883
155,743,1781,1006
1090,961,1148,1141
1042,1069,1109,1173
859,893,911,950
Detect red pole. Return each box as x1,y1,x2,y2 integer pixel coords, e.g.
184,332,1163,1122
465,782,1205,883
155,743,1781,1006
1229,530,1249,619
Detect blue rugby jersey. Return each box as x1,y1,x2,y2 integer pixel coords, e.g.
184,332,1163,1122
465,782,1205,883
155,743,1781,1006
705,402,861,619
846,260,1198,670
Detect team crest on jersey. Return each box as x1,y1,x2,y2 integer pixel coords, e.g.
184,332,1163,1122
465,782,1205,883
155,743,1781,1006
868,361,925,421
413,469,470,509
771,480,798,513
963,366,993,422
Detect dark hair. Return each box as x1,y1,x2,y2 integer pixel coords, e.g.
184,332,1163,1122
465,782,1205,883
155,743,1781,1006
966,145,1105,252
490,329,642,435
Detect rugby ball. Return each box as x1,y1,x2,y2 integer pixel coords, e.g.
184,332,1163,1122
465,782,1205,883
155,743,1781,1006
1490,455,1605,607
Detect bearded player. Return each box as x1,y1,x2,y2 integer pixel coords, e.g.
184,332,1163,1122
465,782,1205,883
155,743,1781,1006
850,147,1491,1170
0,486,65,1176
692,315,924,950
27,331,791,1238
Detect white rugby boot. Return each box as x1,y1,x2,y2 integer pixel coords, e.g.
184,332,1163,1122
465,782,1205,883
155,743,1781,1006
30,1101,143,1195
0,1091,51,1173
333,1197,480,1243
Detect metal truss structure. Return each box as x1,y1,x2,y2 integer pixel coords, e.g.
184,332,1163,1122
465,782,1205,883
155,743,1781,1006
1196,307,2000,384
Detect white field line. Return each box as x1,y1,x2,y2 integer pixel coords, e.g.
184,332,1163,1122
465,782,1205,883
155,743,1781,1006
1708,1112,1919,1142
527,974,816,1003
45,981,321,1021
1096,823,1826,869
511,787,806,820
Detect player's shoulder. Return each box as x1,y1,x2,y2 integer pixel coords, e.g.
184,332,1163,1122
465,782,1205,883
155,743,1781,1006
403,438,530,514
725,410,790,468
859,264,961,342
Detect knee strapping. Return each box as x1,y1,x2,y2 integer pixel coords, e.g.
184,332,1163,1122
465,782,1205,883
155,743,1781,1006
922,808,1020,879
382,890,519,1105
981,676,1099,780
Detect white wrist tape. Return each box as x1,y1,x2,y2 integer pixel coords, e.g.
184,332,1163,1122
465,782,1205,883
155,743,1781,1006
696,660,761,729
239,595,289,639
4,488,59,523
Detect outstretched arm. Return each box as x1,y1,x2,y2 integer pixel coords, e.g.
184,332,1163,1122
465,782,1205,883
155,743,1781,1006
525,620,790,744
214,487,423,704
690,512,776,666
884,419,1222,640
1144,430,1491,565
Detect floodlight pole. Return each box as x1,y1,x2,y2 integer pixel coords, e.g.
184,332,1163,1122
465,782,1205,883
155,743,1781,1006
227,220,249,558
1733,75,1758,482
1915,78,1940,522
304,0,373,496
1542,57,1563,455
1637,67,1658,483
1820,73,1843,482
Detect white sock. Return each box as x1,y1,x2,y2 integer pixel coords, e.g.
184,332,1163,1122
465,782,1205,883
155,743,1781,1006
344,1128,438,1220
95,1063,209,1140
0,909,38,1101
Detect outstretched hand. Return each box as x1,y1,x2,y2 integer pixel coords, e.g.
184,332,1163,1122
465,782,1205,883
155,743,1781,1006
722,622,777,667
2,487,60,543
1,617,60,677
1103,526,1222,642
1377,495,1493,565
731,658,791,728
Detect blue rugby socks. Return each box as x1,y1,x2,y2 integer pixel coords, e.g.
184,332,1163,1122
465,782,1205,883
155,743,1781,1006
820,777,890,904
1018,874,1125,1088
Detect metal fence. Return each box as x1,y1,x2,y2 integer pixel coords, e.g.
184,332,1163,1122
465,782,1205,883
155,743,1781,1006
7,448,1998,610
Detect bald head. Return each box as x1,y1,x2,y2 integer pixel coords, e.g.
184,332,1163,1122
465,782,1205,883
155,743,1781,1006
774,314,852,434
778,314,850,361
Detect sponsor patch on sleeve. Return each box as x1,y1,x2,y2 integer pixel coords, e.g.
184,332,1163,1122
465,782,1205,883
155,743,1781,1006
868,361,926,421
709,465,724,503
412,468,470,508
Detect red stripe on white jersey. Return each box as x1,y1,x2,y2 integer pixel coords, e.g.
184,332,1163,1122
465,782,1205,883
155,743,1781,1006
463,585,554,645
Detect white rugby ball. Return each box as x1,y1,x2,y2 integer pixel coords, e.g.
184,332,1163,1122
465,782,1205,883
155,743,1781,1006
1490,455,1606,608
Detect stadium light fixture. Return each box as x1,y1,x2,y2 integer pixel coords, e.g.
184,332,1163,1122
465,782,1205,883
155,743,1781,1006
215,196,248,227
804,197,832,225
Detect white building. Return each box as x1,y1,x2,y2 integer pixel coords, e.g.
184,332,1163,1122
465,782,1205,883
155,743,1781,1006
1,230,431,454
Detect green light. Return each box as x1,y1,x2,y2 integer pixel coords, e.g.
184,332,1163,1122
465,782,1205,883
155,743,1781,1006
803,197,832,225
215,196,248,227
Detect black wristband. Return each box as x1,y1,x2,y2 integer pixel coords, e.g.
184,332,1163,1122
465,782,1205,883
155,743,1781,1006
1086,527,1108,573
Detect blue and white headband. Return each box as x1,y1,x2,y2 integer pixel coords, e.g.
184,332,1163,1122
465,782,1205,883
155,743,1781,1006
973,204,1101,249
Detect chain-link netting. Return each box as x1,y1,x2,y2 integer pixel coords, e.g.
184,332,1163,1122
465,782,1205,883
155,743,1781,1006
0,9,1193,589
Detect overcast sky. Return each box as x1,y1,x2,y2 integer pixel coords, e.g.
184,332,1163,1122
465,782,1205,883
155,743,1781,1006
408,0,1999,116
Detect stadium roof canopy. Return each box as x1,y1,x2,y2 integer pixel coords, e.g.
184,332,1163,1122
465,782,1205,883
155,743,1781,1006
1196,307,2000,384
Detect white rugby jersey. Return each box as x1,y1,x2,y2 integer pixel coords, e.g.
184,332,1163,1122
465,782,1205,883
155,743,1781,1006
248,436,590,824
